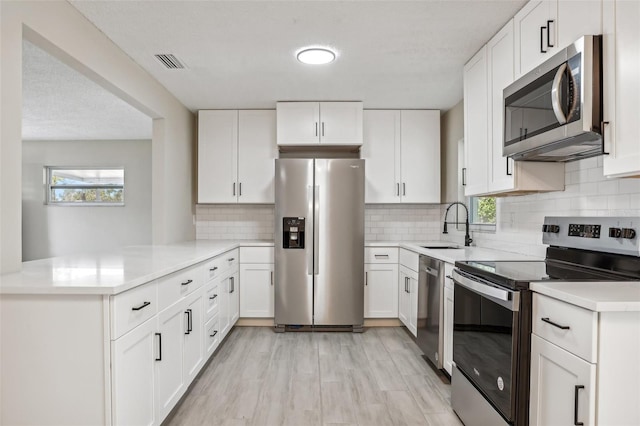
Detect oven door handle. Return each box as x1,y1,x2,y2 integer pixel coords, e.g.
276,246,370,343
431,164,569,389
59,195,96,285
452,269,515,303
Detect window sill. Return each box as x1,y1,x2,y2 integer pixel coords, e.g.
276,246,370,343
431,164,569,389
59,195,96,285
470,223,496,233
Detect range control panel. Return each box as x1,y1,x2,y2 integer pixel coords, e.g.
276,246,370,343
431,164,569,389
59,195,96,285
542,216,640,256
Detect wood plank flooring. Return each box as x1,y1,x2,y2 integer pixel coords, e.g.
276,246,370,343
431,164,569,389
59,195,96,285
165,327,463,426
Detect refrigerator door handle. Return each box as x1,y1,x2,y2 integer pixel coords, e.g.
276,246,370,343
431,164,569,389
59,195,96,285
307,185,314,275
313,185,320,275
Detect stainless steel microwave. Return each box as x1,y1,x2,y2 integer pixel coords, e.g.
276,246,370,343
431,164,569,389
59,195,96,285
503,35,603,162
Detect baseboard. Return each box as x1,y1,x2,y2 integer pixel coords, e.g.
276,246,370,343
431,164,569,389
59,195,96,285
236,318,402,327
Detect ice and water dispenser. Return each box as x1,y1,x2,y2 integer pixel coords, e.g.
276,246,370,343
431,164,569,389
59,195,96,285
283,217,305,249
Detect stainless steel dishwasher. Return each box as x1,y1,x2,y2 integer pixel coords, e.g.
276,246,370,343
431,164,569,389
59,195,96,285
416,254,444,369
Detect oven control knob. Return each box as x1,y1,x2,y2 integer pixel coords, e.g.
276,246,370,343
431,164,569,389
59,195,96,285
545,225,560,233
621,228,637,239
609,227,622,238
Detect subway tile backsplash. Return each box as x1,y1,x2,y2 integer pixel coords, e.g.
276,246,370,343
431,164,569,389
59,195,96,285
197,156,640,256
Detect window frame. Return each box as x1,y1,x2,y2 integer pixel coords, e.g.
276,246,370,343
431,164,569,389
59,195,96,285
469,196,497,231
45,166,125,206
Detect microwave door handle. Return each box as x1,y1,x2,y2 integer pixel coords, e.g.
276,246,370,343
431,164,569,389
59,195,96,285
551,63,568,125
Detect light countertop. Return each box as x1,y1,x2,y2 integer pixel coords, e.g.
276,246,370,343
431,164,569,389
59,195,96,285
530,281,640,312
0,240,272,296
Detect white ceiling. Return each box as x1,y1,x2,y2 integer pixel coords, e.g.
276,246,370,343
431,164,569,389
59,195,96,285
70,0,527,112
22,40,152,141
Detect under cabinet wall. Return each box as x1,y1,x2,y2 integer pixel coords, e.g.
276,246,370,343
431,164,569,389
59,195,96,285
196,204,443,242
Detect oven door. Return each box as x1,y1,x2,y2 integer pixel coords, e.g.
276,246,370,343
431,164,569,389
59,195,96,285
452,269,520,423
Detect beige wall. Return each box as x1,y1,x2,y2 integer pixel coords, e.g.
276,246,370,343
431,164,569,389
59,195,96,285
1,1,196,273
440,100,464,203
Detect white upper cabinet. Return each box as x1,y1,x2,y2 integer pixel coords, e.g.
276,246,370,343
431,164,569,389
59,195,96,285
514,0,558,78
276,101,363,146
603,0,640,178
362,110,440,203
198,110,277,204
198,110,238,204
463,46,490,197
556,1,602,50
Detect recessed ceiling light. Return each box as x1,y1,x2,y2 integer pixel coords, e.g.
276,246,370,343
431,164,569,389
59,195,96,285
297,48,336,65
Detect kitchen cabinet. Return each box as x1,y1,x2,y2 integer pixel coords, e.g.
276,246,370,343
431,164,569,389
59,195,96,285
398,249,419,337
198,110,277,204
219,268,239,338
183,289,204,384
364,247,399,318
239,263,274,317
111,318,157,426
276,101,363,146
362,110,440,203
443,263,454,376
514,0,602,79
529,293,640,425
464,20,563,197
603,0,640,178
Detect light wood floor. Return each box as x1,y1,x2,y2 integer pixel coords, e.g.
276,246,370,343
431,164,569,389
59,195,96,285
165,327,463,426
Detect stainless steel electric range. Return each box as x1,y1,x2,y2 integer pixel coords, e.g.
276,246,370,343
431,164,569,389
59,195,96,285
450,216,640,426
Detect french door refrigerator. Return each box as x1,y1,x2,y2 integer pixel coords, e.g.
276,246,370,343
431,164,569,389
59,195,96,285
274,158,364,330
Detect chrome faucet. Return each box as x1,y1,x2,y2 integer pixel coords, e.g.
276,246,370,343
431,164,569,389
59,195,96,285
443,202,473,247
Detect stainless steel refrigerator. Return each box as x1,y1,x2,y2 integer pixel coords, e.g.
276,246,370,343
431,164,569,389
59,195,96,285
274,158,364,330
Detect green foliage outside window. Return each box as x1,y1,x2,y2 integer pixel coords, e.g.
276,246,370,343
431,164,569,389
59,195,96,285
471,197,496,225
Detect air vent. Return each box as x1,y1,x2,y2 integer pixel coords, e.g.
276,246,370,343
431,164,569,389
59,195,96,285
154,54,185,69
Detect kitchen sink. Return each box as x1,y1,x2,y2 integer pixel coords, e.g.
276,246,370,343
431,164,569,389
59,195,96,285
421,245,462,249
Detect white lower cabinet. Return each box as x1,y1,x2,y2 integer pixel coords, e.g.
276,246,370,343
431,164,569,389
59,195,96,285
219,267,239,338
111,318,157,426
443,263,454,376
183,289,204,384
155,299,186,422
364,263,399,318
204,315,221,358
398,265,418,337
239,263,274,317
530,334,596,426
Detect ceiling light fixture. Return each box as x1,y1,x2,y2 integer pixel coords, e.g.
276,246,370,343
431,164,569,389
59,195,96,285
297,47,336,65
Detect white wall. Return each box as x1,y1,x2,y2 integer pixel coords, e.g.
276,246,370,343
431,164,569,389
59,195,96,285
442,156,640,257
196,204,442,242
22,140,152,261
1,1,195,273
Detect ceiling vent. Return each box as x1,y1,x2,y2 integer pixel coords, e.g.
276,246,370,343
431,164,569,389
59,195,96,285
154,54,185,69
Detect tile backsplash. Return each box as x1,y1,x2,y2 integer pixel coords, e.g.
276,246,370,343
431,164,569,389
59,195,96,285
442,156,640,258
197,156,640,255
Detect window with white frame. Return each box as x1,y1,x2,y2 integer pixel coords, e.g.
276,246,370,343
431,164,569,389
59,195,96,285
45,167,124,205
469,196,496,225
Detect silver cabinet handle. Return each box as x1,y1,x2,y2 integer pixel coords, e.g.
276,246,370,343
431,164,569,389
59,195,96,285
406,277,410,293
155,333,162,361
574,385,584,426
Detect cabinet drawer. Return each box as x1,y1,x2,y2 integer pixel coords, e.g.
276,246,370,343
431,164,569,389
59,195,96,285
221,249,239,272
205,314,221,358
240,246,274,263
533,293,597,362
399,248,419,272
111,282,158,340
204,281,220,321
203,256,226,281
157,265,203,311
365,247,399,264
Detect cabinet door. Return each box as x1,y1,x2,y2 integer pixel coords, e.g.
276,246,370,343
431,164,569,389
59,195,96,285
183,290,204,384
557,0,602,50
398,269,410,327
400,110,440,203
463,46,489,196
487,20,516,193
603,0,640,178
529,335,596,426
443,280,454,376
319,102,363,145
111,318,157,426
229,270,240,325
239,263,274,317
276,102,320,145
238,110,277,203
407,274,419,338
204,315,221,358
155,302,185,421
362,110,401,203
218,275,231,339
364,263,399,318
514,0,558,78
197,110,238,203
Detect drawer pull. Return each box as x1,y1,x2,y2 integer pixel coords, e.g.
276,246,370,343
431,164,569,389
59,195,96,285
131,301,151,311
209,294,218,300
209,267,218,272
228,257,235,262
574,385,584,425
541,317,570,330
374,254,389,259
181,279,193,286
210,330,218,338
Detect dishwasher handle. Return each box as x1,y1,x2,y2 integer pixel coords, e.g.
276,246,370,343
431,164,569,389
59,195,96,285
424,266,439,277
